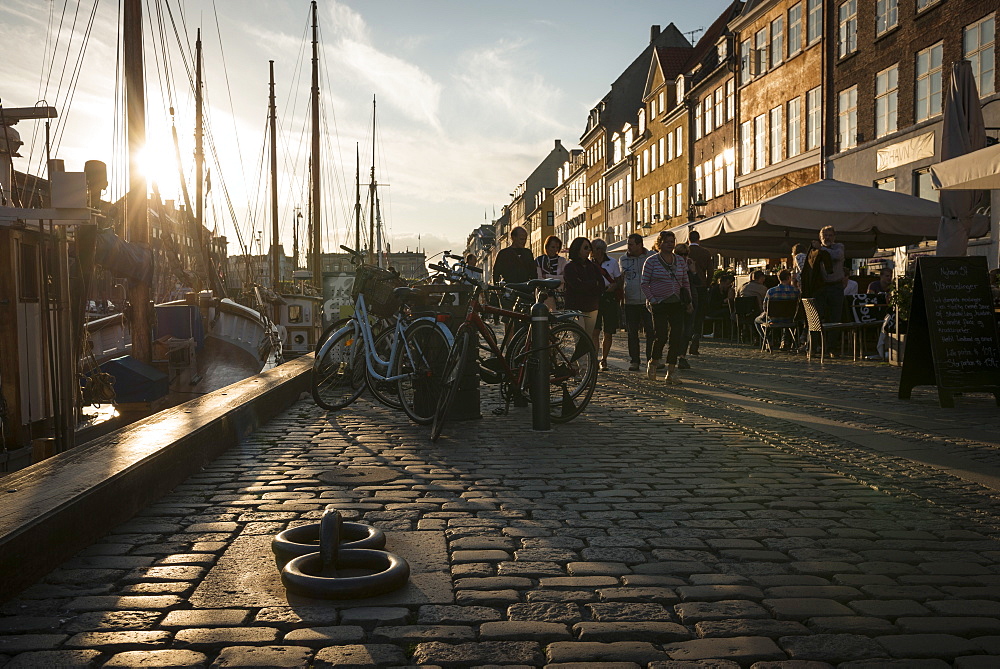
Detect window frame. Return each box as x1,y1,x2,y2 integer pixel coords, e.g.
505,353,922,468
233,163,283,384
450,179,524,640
788,2,803,57
787,97,802,158
876,0,899,36
964,14,996,97
838,85,858,150
806,86,822,150
770,106,783,164
915,41,944,122
771,15,785,68
754,113,768,170
875,64,899,138
807,0,823,45
838,0,858,58
740,120,754,175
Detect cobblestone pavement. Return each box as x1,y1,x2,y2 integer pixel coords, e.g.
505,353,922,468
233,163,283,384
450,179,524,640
3,336,1000,668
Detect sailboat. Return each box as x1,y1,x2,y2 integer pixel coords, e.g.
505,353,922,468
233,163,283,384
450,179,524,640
0,0,277,470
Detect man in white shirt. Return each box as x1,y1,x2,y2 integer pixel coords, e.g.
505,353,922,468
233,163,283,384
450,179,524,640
618,233,654,371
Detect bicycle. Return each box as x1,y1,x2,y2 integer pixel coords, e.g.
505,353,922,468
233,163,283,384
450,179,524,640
429,260,598,441
312,246,453,424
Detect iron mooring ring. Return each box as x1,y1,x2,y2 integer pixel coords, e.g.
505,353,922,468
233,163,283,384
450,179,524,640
277,508,410,600
271,508,386,569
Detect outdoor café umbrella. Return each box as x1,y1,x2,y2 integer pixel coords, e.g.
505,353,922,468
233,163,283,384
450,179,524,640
935,60,990,256
664,178,943,258
931,142,1000,191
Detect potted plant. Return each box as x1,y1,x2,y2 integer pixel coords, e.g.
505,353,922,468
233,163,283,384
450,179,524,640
886,274,913,365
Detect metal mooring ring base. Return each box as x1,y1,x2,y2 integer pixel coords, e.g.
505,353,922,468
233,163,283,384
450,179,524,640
280,548,411,599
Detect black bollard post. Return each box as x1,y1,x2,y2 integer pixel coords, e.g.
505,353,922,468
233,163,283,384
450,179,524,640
530,295,551,431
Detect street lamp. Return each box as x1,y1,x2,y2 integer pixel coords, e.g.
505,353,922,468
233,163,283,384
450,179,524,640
689,193,708,220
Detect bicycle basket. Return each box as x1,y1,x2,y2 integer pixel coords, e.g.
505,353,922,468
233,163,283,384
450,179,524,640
352,264,404,317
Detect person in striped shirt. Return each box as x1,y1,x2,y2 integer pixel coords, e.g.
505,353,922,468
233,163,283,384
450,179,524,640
640,230,693,385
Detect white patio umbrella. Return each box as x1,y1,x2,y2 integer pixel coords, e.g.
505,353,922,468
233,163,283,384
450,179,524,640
931,142,1000,191
936,60,990,256
664,178,943,258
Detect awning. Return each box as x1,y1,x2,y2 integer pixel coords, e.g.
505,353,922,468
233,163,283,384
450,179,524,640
931,142,1000,191
665,178,947,258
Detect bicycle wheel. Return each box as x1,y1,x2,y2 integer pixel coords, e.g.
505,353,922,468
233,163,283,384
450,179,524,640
395,320,451,425
312,325,367,410
315,317,351,354
431,324,474,442
366,327,403,409
511,321,596,423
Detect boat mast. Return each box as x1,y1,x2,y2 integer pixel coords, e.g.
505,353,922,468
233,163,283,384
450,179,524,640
268,60,280,292
195,30,204,290
124,0,151,364
368,96,376,265
309,0,321,287
354,145,361,254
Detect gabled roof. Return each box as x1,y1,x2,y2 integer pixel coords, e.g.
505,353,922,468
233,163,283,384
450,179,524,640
683,0,744,75
644,45,694,100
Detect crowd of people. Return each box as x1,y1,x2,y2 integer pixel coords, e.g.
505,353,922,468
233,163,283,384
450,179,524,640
488,224,899,381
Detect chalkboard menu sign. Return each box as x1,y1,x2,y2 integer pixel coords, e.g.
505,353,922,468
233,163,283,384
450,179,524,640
899,256,1000,408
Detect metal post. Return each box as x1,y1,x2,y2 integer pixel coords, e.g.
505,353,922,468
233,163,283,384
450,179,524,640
530,296,550,431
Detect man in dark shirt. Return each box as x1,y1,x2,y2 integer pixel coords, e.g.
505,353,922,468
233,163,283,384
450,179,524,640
686,230,715,355
492,226,536,285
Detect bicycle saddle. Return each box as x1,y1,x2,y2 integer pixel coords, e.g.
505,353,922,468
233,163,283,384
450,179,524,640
503,278,561,293
392,286,420,302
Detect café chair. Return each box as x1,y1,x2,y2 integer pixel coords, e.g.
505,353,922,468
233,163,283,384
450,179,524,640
732,296,761,345
759,299,800,353
801,298,859,363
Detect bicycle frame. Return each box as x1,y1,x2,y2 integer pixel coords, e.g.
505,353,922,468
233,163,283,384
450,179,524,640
318,292,452,385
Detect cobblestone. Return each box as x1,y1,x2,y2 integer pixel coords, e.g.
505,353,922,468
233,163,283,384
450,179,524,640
5,338,1000,665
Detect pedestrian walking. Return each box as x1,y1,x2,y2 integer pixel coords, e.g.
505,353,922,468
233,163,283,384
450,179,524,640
563,237,604,341
591,238,623,370
674,243,699,371
686,230,714,355
619,233,654,371
535,235,567,311
641,230,692,385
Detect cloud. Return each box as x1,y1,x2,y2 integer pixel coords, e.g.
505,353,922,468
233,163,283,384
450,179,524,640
454,39,571,135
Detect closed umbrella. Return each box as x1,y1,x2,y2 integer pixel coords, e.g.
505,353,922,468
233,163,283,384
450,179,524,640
936,60,990,256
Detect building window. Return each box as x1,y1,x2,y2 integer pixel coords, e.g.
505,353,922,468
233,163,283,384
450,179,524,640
725,148,736,192
695,165,704,204
838,0,858,58
914,168,938,202
658,91,665,115
875,65,899,138
806,86,821,150
675,183,682,216
754,114,767,170
675,127,683,156
788,3,803,57
704,96,713,135
755,27,769,75
741,120,753,174
659,137,666,166
787,97,802,158
964,15,996,96
667,185,674,217
915,42,943,122
740,39,752,85
916,0,941,13
714,87,725,128
667,132,674,160
704,160,714,200
643,149,650,177
807,0,823,45
770,106,783,164
714,154,725,196
876,0,898,35
695,104,703,140
771,16,785,68
651,142,657,169
875,177,895,191
726,79,735,121
838,86,858,150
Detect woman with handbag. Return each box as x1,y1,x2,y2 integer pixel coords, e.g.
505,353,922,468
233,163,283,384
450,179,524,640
590,238,623,370
641,230,693,385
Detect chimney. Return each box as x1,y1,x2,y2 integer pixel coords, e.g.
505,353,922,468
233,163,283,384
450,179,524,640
555,139,562,149
650,25,661,43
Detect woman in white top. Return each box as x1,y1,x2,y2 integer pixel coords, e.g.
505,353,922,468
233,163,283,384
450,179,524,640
535,235,567,311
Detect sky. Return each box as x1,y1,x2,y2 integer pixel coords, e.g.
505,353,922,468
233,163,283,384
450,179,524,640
1,0,733,264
